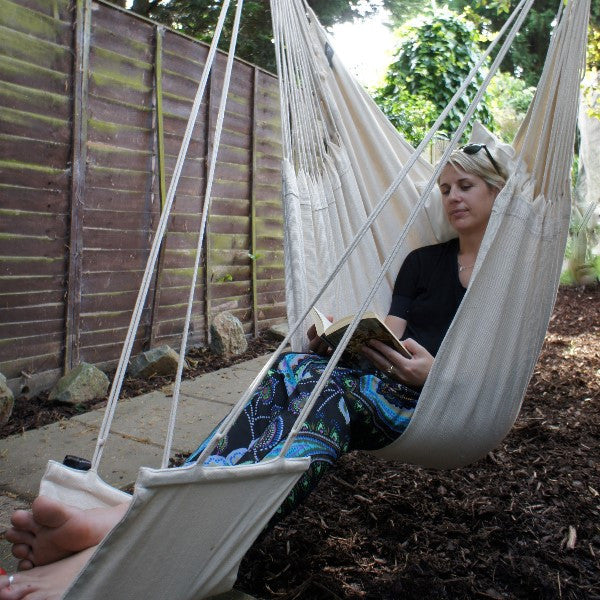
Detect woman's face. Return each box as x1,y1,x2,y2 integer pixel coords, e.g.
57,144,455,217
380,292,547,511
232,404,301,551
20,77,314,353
439,164,499,237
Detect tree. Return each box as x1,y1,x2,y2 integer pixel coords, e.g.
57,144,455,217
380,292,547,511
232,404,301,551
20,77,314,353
373,8,494,147
387,0,600,88
485,71,535,142
129,0,404,72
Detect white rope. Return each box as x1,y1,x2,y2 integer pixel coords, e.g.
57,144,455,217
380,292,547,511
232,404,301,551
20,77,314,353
286,1,332,168
280,2,321,172
274,0,329,174
273,0,311,170
161,0,246,468
192,0,532,465
91,0,232,471
271,0,292,160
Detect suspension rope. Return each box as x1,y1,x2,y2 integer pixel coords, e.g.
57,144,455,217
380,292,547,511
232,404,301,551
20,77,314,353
91,0,233,471
161,0,246,468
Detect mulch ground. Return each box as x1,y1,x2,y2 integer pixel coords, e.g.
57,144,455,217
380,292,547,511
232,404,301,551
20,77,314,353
236,285,600,600
1,285,598,598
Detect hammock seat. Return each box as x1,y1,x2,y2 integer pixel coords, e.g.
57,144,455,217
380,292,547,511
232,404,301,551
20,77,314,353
32,0,590,597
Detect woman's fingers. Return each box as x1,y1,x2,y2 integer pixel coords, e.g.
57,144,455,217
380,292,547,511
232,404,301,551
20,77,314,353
360,343,394,372
365,339,399,364
363,338,433,387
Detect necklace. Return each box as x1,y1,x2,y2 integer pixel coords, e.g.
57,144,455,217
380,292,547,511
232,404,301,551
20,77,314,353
457,258,474,272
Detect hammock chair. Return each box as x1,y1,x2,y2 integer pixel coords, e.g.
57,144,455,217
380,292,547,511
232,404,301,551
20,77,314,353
34,0,589,597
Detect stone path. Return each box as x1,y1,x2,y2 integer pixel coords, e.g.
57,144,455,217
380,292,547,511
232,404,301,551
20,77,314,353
0,355,271,598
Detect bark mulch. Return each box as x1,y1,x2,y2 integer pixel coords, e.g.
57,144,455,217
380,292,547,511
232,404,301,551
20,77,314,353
237,284,600,600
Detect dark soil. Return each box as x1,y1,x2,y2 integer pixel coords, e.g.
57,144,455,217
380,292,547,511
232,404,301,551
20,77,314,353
0,334,280,439
236,285,600,600
2,286,599,599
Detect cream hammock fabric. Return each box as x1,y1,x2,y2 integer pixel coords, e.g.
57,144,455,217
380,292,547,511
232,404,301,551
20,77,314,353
34,0,589,598
273,0,590,467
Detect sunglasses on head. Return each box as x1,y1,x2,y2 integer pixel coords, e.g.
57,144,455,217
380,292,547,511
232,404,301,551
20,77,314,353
460,143,502,176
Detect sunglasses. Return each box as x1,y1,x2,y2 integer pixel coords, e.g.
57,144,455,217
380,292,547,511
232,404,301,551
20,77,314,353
460,143,502,176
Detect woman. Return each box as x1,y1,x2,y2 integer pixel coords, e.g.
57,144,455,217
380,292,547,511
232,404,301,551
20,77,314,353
0,145,506,600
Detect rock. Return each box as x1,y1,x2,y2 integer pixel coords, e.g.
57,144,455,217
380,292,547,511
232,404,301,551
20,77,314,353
210,311,248,356
0,373,14,425
128,345,182,378
268,322,288,341
48,363,110,405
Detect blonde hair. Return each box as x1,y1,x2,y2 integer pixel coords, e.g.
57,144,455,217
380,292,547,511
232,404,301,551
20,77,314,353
439,148,507,191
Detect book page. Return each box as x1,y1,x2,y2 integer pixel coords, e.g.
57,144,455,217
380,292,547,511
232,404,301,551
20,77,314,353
310,306,333,336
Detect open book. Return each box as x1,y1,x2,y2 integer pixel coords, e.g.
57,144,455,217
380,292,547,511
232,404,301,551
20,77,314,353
310,306,412,367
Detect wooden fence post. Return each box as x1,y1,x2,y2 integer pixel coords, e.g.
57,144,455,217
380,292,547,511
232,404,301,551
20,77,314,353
148,24,168,349
204,71,216,343
64,0,92,373
250,67,259,338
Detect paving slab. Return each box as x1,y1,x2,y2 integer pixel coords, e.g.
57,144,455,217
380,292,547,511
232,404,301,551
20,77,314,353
0,420,163,498
231,354,273,373
73,391,232,454
178,367,260,403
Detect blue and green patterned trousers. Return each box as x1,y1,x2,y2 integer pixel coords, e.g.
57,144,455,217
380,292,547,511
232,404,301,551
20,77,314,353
185,353,419,521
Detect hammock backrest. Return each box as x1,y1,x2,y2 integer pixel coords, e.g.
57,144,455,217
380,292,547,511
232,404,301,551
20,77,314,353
273,0,590,467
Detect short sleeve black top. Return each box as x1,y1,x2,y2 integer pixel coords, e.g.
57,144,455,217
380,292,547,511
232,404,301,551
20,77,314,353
389,238,466,356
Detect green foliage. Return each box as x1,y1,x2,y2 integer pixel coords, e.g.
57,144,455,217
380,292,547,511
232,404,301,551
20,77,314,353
130,0,390,72
374,86,439,147
386,1,600,89
382,0,431,25
485,71,535,142
588,26,600,70
583,27,600,120
373,8,494,147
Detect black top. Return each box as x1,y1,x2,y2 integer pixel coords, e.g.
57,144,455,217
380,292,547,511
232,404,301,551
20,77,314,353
389,238,466,356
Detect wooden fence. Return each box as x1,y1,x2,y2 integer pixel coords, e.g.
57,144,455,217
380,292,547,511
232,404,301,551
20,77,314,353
0,0,285,396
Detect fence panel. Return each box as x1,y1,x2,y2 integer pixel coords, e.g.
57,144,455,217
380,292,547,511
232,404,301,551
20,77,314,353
0,0,73,389
0,0,284,395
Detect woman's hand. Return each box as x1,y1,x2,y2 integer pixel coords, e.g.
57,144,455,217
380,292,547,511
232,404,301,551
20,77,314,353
306,317,333,356
362,338,434,387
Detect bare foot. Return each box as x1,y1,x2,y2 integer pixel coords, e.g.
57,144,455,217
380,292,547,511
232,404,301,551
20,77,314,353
6,496,128,570
0,546,95,600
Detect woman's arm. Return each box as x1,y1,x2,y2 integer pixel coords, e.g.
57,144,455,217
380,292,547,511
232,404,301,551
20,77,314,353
384,315,407,340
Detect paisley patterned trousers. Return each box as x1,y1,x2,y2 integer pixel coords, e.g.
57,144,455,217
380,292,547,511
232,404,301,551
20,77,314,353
185,353,419,521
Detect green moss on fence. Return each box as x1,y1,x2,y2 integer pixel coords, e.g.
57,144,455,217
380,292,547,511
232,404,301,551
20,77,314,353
0,0,69,43
0,159,64,175
0,105,67,128
91,71,151,93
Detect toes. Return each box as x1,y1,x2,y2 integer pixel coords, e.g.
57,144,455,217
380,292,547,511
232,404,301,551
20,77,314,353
16,560,34,573
30,497,71,530
5,529,35,548
9,512,38,536
10,544,32,562
0,578,34,600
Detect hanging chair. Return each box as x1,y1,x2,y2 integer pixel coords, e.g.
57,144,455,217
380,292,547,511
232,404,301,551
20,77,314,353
272,0,590,468
32,0,590,597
